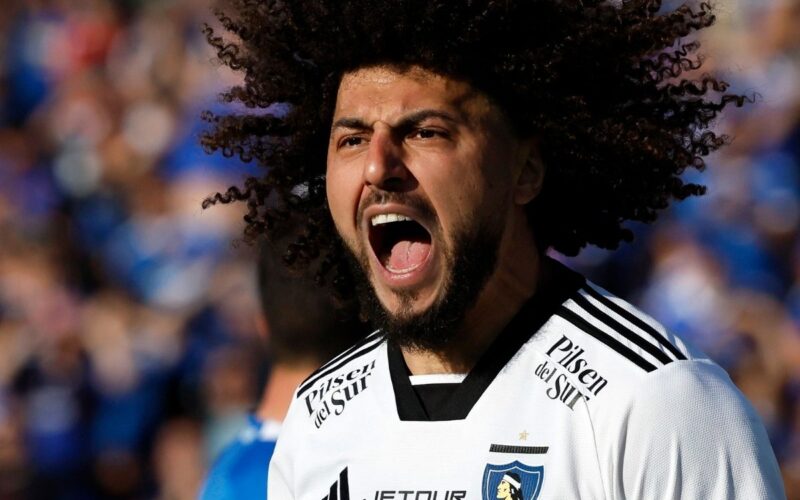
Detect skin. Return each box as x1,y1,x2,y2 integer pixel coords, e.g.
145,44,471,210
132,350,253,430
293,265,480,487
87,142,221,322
326,65,544,374
497,480,512,499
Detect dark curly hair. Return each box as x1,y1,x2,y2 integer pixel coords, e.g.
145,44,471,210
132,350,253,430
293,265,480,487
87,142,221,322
201,0,747,299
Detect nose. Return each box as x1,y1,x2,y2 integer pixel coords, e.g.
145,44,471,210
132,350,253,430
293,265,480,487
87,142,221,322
363,128,412,191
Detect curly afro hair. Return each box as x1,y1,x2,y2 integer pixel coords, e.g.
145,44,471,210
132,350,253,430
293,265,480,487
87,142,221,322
201,0,747,298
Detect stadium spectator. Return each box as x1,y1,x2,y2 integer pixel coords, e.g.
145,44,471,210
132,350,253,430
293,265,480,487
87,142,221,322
200,241,365,499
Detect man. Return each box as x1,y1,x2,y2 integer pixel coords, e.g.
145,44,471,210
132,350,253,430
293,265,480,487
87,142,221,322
202,0,785,498
199,242,364,499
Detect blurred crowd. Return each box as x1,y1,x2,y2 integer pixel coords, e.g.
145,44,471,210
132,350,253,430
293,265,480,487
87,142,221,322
0,0,798,498
0,0,266,498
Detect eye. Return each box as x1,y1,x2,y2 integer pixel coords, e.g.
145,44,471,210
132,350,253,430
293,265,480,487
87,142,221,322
338,136,366,149
410,128,447,140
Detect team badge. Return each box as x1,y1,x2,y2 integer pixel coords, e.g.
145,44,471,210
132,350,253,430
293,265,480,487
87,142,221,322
482,461,543,500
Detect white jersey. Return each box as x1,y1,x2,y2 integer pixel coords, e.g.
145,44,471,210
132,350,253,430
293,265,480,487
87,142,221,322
268,260,785,500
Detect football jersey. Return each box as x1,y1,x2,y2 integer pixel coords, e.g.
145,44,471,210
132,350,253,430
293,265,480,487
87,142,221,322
200,416,280,500
268,260,785,499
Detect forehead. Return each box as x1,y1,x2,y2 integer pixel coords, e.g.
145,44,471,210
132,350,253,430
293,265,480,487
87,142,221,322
333,66,492,122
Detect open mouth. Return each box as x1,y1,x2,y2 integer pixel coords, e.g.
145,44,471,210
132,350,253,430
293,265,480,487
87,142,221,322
368,213,432,274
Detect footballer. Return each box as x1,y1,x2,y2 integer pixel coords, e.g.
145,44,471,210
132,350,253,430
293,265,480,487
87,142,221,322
202,0,786,498
199,241,364,499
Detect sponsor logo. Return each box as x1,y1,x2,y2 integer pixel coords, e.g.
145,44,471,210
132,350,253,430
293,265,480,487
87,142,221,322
482,461,543,500
369,492,466,499
323,468,350,500
304,360,376,428
328,468,465,500
533,334,608,410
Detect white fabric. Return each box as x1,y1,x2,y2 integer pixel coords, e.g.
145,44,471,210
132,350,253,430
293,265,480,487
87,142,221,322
268,283,785,500
258,419,282,442
408,373,467,385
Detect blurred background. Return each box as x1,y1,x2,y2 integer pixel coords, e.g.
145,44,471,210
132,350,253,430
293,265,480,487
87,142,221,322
0,0,798,498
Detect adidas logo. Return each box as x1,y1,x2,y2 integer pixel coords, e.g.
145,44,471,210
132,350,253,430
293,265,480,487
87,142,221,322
322,467,350,500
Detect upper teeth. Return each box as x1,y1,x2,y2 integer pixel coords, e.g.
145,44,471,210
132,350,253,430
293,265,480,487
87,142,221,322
371,213,413,226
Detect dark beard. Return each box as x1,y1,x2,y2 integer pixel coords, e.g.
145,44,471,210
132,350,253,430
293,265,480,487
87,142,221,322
345,218,502,352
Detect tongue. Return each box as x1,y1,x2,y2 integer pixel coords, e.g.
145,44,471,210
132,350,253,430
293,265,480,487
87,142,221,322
387,240,431,272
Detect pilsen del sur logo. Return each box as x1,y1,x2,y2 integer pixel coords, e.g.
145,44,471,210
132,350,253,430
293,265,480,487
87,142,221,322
534,334,609,410
304,360,376,428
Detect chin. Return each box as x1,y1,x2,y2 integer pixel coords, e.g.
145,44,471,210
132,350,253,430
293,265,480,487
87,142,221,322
374,283,441,319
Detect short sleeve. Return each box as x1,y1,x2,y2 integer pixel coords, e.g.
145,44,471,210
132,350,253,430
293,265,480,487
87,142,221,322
619,360,785,499
267,452,294,500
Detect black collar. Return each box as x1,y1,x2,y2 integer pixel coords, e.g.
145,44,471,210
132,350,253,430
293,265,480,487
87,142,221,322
387,257,584,421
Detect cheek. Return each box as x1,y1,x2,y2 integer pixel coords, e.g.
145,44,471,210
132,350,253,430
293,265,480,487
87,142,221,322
437,164,509,225
419,163,487,236
475,155,517,214
325,163,361,236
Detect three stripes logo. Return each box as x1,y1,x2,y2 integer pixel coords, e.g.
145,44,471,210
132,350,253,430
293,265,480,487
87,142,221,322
322,468,350,500
536,284,686,410
556,284,686,373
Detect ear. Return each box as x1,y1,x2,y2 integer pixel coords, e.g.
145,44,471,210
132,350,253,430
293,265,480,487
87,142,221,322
513,138,544,205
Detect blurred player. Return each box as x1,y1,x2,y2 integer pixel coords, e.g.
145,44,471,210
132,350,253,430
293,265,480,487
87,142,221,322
203,0,786,498
199,241,364,499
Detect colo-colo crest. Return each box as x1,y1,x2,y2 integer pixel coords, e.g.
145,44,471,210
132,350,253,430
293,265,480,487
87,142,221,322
482,461,543,500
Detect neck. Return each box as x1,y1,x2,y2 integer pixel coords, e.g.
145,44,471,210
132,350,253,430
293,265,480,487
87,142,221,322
402,213,541,374
255,361,319,422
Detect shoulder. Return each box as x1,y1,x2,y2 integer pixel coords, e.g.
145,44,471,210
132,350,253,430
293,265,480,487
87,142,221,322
269,330,387,491
559,281,698,370
539,282,784,498
617,359,785,498
294,329,385,406
281,329,386,434
200,418,280,500
530,280,703,402
624,357,756,426
529,279,770,422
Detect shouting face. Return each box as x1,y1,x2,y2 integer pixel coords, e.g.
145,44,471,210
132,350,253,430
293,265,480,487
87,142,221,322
326,65,536,349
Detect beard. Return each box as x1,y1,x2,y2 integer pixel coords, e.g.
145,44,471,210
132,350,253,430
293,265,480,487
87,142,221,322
343,204,503,352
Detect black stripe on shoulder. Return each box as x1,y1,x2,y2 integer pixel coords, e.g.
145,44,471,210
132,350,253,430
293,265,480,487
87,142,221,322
556,306,657,373
297,332,384,398
583,285,687,361
301,329,381,383
572,291,673,365
339,467,350,500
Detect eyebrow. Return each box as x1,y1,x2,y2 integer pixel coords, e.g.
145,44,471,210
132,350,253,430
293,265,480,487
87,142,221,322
331,109,458,133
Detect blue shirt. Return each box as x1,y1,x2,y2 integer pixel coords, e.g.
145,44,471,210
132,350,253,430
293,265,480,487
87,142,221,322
200,416,281,499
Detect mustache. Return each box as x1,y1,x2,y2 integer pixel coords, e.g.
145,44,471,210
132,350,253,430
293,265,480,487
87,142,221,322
356,191,437,227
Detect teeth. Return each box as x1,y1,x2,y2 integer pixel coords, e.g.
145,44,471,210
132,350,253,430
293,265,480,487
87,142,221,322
370,213,413,226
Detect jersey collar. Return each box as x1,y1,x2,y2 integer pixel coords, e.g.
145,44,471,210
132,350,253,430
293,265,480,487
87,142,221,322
387,256,585,421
